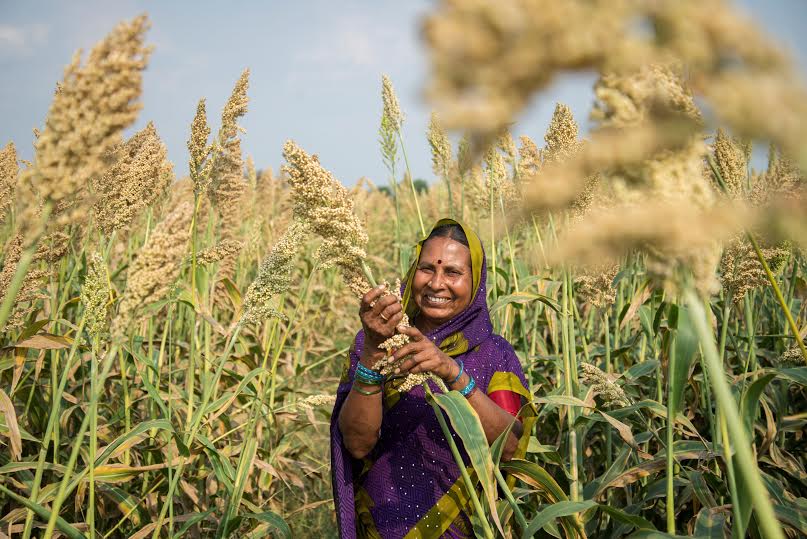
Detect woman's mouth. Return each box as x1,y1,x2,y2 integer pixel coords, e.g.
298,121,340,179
424,294,451,306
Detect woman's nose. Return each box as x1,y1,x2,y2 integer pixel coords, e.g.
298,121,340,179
428,272,446,289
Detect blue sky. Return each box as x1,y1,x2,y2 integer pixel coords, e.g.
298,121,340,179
2,1,806,186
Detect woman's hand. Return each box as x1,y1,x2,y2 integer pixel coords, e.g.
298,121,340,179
360,285,403,351
390,325,459,382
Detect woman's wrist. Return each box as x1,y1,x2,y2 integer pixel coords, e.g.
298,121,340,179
442,359,462,385
359,347,386,369
447,370,470,392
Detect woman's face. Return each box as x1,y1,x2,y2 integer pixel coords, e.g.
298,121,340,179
412,236,473,328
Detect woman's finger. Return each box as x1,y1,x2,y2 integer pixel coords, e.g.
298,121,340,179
391,341,420,362
395,352,427,374
379,301,402,322
409,357,442,374
371,293,398,316
361,285,387,312
384,311,404,329
396,324,425,342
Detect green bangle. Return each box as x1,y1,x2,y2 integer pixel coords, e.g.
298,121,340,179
352,384,382,396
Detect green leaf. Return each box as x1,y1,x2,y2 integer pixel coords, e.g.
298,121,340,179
740,373,776,438
522,500,596,539
241,511,292,539
688,471,718,509
11,332,72,350
773,367,807,386
490,418,515,466
100,484,143,526
624,360,661,381
534,395,594,409
93,419,173,466
490,291,560,316
598,504,655,531
0,484,85,539
18,318,51,341
172,510,215,539
639,305,654,338
669,305,699,416
627,532,691,538
599,411,650,458
588,445,631,500
500,459,567,502
433,390,503,535
693,508,727,539
772,499,807,536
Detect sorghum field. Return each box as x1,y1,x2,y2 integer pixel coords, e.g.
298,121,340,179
1,1,807,538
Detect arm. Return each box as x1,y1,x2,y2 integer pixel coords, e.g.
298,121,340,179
393,326,523,461
337,285,403,460
450,369,524,460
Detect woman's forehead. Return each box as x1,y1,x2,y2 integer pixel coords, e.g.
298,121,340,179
420,237,471,266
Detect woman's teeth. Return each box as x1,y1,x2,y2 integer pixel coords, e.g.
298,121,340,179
426,295,450,304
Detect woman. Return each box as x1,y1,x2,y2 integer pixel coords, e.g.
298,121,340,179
331,219,532,538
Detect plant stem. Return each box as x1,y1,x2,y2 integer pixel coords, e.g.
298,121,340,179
718,408,743,539
684,288,785,539
396,131,425,237
666,328,677,534
747,232,807,361
425,387,494,539
604,310,613,468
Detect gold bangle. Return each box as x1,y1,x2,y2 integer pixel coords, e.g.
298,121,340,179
352,384,382,396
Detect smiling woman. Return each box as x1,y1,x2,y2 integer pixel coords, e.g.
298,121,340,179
331,218,533,539
410,226,473,333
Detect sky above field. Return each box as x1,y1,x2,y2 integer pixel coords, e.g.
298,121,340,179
2,0,807,187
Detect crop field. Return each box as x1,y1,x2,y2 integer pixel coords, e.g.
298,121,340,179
1,1,806,538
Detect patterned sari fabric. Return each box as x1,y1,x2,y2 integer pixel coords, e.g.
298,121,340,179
330,219,532,538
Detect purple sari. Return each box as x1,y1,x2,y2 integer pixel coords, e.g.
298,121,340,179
330,219,531,538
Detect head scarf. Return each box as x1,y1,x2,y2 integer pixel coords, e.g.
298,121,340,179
330,218,530,538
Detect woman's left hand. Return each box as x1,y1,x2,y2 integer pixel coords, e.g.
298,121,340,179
391,325,458,382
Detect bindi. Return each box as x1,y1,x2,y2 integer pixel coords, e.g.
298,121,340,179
437,259,442,264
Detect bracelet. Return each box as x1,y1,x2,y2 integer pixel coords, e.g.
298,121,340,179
449,360,464,385
356,363,384,383
459,375,476,398
352,383,383,396
354,372,381,385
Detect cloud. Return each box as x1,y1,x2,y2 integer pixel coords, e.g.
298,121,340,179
288,12,413,84
0,23,50,57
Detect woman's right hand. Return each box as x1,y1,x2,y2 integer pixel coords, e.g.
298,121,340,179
360,285,403,352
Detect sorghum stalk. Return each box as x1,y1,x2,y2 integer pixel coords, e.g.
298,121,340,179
0,207,51,332
718,408,744,539
397,133,426,237
87,334,99,538
666,327,677,534
42,344,121,539
566,269,581,502
425,387,494,539
561,268,579,502
743,294,757,377
604,310,613,467
21,312,86,539
151,324,243,539
684,288,785,539
747,233,807,361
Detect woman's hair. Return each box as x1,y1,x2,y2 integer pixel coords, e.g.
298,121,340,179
425,223,469,248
